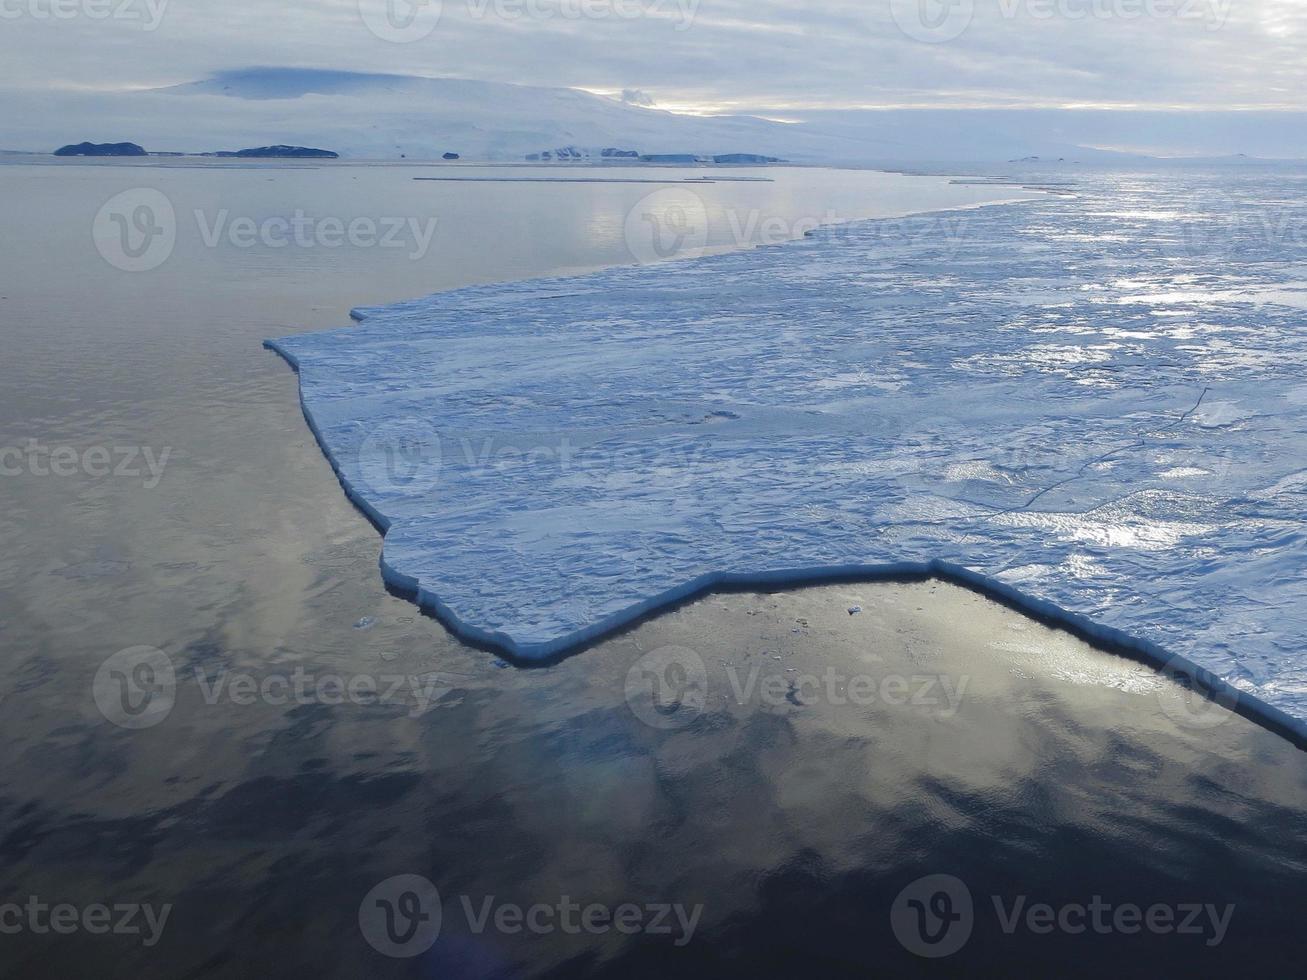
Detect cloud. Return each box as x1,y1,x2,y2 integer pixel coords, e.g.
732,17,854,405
0,0,1303,115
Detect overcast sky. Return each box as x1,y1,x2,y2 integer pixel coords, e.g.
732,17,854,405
1,0,1303,113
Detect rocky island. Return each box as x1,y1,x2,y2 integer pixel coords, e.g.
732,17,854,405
53,142,147,157
212,145,339,159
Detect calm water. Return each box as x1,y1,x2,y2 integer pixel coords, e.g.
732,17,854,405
0,160,1303,978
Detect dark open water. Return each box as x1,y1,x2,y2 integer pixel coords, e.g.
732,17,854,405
0,160,1303,978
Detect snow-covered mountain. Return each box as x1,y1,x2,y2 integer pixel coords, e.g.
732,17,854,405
6,68,1139,163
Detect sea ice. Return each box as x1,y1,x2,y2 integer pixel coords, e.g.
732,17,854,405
269,168,1307,736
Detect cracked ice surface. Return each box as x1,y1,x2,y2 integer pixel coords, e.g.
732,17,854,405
270,169,1307,726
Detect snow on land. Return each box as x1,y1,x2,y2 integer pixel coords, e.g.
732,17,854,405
270,168,1307,730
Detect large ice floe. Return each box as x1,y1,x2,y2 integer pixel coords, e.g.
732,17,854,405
269,168,1307,737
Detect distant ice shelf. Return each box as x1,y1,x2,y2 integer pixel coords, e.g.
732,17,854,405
269,168,1307,738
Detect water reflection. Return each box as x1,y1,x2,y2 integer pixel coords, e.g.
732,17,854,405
2,580,1305,977
1,162,1305,977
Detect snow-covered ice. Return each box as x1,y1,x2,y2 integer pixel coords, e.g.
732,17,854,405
269,168,1307,735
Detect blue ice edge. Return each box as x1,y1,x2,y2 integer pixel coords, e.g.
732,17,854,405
266,335,1305,749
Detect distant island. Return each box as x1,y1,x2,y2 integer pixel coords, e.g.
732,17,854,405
525,146,784,164
209,145,339,159
50,141,340,159
640,153,784,164
53,142,147,157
